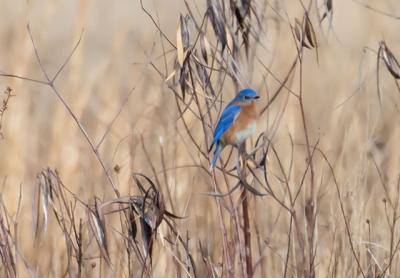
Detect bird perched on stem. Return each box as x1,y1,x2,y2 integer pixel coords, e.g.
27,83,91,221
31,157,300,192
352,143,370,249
209,88,260,170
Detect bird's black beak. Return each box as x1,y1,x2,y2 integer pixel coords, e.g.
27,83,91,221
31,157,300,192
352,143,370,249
253,95,260,99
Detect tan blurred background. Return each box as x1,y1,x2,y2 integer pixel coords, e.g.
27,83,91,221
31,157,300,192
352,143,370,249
0,0,400,276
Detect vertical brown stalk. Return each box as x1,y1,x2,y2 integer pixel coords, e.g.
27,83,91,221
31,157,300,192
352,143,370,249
240,149,253,277
241,187,253,277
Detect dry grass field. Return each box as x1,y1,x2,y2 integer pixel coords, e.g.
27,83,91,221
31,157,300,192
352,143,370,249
0,0,400,277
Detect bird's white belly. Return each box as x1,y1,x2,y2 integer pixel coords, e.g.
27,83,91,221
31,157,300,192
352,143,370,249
235,122,256,144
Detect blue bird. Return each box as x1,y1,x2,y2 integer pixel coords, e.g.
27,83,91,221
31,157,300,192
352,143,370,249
209,88,260,169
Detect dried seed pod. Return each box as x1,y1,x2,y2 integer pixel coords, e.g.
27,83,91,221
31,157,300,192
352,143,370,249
177,14,190,67
321,0,333,22
380,41,400,79
208,0,227,50
234,5,244,29
140,217,153,257
179,60,189,100
293,15,319,62
199,33,210,64
241,0,251,17
128,205,137,240
294,18,311,49
305,16,317,48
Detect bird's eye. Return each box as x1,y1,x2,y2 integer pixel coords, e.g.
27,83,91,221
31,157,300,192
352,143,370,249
244,96,250,99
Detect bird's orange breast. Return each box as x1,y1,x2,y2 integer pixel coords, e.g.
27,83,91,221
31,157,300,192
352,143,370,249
221,102,258,146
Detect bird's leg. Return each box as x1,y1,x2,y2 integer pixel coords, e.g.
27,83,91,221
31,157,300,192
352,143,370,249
241,142,263,169
236,143,266,196
236,143,246,183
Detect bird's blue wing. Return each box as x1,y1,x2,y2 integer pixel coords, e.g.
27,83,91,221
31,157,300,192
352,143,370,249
211,104,241,146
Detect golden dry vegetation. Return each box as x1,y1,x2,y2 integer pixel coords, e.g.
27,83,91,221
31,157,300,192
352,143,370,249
0,0,400,277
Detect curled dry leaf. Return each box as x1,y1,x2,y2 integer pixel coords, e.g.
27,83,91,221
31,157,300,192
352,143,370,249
380,41,400,79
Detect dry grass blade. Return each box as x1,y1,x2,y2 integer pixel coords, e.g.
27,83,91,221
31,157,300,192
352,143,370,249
380,41,400,79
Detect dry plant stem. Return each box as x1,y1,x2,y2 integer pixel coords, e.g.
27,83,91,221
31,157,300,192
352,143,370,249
13,185,23,277
221,164,243,274
299,61,317,278
241,186,252,277
0,87,15,139
96,87,135,150
233,204,247,277
292,10,317,276
316,149,366,277
260,57,298,116
211,170,233,277
352,0,400,20
238,148,253,277
0,25,120,197
283,215,293,278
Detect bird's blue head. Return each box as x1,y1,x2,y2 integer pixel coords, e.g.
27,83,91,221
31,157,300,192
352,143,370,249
233,88,260,104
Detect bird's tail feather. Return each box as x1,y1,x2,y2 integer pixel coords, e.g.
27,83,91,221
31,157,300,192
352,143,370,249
210,143,222,170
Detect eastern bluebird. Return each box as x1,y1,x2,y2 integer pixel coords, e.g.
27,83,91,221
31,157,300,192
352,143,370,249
209,88,260,169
